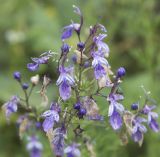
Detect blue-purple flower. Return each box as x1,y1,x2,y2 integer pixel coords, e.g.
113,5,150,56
93,34,109,56
27,136,43,157
131,117,147,143
27,52,52,71
61,23,80,40
142,105,159,132
56,66,75,101
64,143,81,157
92,51,108,80
2,96,19,120
52,127,66,157
108,94,124,130
41,103,60,132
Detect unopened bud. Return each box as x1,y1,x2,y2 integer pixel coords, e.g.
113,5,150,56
30,75,39,85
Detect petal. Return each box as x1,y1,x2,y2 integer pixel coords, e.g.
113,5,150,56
97,41,109,55
41,110,53,117
56,74,65,86
59,80,71,101
138,124,147,133
109,110,123,130
94,34,107,43
64,146,72,153
31,148,41,157
42,117,54,132
149,118,159,132
94,64,106,79
131,129,143,142
114,102,124,113
7,102,18,112
61,25,73,40
27,63,39,71
53,112,59,122
65,74,75,85
150,112,158,119
92,58,99,67
67,153,74,157
97,56,108,66
108,104,114,116
113,94,124,101
136,117,147,123
73,148,81,157
132,125,138,134
32,56,49,64
148,114,152,123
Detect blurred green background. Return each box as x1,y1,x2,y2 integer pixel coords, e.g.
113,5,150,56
0,0,160,156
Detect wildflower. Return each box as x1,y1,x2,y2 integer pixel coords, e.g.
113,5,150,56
108,94,124,130
27,63,39,72
27,52,52,71
61,23,80,40
109,109,123,130
26,136,43,157
52,127,66,156
93,34,109,56
2,96,19,120
64,143,81,157
131,117,147,143
92,51,108,80
142,105,159,132
41,103,60,132
56,66,75,101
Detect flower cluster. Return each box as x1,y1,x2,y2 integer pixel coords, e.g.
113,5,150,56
2,5,160,157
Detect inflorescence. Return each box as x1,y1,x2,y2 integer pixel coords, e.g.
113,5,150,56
2,5,160,157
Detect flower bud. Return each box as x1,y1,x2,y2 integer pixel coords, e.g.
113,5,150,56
77,42,85,51
79,108,86,116
13,71,21,81
71,54,77,63
74,102,81,110
22,83,29,90
61,43,70,55
84,61,90,68
117,67,126,78
131,103,139,110
30,75,39,85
